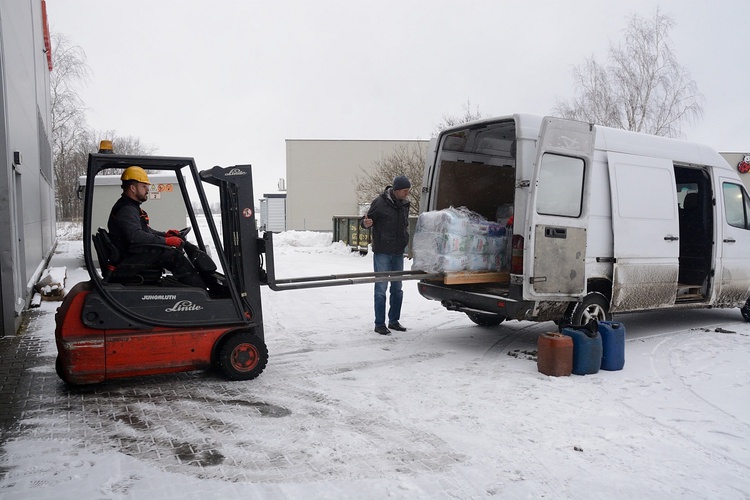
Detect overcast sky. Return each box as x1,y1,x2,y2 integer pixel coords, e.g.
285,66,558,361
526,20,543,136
47,0,750,198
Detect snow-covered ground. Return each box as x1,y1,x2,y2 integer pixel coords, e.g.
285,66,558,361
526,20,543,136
1,224,749,499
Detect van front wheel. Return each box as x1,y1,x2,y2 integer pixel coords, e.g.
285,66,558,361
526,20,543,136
565,292,611,326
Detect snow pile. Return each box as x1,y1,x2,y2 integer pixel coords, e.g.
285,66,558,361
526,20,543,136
270,230,358,257
34,266,67,301
56,222,83,241
272,230,333,247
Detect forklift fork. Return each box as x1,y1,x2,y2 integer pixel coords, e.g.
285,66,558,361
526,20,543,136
262,232,442,291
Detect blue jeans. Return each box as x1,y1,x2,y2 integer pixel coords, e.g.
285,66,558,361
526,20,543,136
373,253,404,327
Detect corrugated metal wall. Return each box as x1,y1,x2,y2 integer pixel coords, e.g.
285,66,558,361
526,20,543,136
260,194,286,232
0,1,55,335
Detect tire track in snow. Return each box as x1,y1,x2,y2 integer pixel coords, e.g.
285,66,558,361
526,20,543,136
622,329,750,475
214,378,470,483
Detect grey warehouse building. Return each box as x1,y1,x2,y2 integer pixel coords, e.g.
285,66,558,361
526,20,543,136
0,1,56,335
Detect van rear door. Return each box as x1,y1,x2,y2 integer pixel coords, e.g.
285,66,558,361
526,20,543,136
419,137,438,213
607,152,679,310
525,117,595,301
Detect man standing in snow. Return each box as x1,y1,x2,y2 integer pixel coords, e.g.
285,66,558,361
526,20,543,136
362,175,411,335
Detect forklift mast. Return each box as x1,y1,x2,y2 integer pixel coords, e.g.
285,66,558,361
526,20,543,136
200,165,265,327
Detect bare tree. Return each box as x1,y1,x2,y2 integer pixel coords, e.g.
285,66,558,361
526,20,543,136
50,34,90,145
355,143,427,216
51,33,91,221
432,98,485,136
95,131,158,175
51,33,158,220
554,9,703,137
94,131,157,156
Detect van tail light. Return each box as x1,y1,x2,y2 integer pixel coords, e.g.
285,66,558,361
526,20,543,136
511,234,524,274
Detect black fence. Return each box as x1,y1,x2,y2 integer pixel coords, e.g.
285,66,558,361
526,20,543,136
333,216,371,255
332,216,417,257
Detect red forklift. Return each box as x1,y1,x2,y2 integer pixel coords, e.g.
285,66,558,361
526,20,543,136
55,149,433,385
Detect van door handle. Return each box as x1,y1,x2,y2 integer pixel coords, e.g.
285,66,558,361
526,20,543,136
724,238,736,243
664,236,678,241
545,227,567,238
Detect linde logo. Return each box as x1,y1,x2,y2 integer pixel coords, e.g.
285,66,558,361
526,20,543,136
226,168,247,176
165,300,204,312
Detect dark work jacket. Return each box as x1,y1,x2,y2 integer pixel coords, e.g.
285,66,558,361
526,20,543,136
364,187,410,255
107,195,167,253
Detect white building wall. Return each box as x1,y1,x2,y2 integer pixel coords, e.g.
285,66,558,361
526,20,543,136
285,140,427,232
0,1,55,334
79,173,187,235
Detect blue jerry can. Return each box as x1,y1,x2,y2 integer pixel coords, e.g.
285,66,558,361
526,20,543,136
561,324,602,375
598,321,625,371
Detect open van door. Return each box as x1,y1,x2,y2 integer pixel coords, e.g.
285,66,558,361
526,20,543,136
607,152,679,311
715,177,750,306
419,137,439,213
525,117,595,301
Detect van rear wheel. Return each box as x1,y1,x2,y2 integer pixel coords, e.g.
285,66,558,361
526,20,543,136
741,299,750,322
565,292,611,326
466,312,505,327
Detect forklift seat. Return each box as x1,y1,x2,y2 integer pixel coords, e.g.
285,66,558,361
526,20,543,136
92,228,163,284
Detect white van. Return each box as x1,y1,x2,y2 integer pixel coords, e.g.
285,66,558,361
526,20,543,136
417,113,750,326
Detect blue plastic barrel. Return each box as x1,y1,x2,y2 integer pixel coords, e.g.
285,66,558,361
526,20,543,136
598,321,625,371
561,326,602,375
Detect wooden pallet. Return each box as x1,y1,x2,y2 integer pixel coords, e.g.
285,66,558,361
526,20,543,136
443,271,510,285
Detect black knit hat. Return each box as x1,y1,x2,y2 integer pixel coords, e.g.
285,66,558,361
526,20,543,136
393,175,411,190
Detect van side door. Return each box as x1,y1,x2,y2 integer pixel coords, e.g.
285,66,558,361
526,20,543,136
607,152,679,311
715,178,750,306
525,117,595,301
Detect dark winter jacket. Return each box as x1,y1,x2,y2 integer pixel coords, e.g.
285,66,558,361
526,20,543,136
107,195,167,253
363,187,410,255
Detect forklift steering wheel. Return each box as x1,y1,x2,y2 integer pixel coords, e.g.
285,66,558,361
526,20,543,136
178,227,191,239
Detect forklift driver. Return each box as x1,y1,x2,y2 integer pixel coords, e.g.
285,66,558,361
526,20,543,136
107,166,207,288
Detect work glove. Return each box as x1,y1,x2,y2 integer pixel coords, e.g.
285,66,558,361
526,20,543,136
165,236,183,248
166,229,181,237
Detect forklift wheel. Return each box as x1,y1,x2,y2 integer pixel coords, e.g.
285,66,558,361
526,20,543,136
55,356,71,384
216,332,268,381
